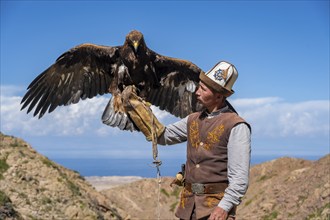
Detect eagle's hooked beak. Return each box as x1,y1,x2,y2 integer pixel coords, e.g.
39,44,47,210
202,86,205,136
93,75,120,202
133,41,139,53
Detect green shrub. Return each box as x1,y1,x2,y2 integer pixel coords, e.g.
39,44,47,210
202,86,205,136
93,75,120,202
160,188,170,197
67,180,81,196
0,159,9,179
244,198,253,206
10,140,20,147
262,211,278,220
41,157,57,169
41,196,52,205
306,202,330,219
0,190,10,206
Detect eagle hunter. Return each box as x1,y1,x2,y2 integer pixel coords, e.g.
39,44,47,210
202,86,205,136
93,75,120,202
21,30,234,132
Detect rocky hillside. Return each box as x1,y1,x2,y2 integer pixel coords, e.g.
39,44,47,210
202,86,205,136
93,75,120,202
101,177,181,220
1,132,329,220
102,155,330,220
0,133,124,220
237,155,330,219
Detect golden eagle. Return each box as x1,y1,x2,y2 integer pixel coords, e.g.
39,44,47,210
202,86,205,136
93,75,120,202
21,30,233,131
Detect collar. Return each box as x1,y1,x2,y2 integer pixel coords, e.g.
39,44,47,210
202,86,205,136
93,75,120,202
202,105,229,119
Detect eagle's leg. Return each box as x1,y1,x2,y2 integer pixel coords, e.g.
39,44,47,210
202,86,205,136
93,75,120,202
108,76,125,113
112,93,125,113
102,91,136,131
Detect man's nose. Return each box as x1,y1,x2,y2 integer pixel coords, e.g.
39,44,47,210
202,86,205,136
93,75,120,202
195,88,200,95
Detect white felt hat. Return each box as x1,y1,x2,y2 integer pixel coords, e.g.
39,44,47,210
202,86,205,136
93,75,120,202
199,61,238,97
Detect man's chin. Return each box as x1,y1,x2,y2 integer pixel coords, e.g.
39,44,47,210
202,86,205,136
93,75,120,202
197,99,203,104
196,100,205,108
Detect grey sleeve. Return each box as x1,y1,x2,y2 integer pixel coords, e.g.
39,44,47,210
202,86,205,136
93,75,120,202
218,123,251,212
157,116,188,145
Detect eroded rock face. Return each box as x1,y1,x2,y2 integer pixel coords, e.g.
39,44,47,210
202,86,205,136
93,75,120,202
236,156,330,219
0,190,23,220
101,177,181,220
0,133,123,220
1,132,329,220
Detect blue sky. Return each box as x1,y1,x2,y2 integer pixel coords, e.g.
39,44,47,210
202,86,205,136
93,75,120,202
1,1,329,172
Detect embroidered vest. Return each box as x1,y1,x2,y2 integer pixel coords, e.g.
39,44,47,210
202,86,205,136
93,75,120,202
176,109,248,219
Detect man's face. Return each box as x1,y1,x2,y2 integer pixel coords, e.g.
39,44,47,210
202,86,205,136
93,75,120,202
195,82,220,109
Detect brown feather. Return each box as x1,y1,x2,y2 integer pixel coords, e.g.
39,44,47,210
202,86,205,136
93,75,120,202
21,30,234,131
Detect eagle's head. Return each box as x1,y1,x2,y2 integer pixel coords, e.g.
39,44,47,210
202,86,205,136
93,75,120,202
125,30,147,54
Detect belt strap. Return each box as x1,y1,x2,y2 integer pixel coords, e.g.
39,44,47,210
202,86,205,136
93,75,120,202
185,182,228,194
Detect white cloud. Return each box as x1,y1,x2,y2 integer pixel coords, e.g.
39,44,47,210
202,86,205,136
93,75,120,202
1,85,329,160
1,93,108,136
0,85,26,96
231,98,330,138
151,105,171,120
231,97,282,107
0,85,172,137
1,85,329,140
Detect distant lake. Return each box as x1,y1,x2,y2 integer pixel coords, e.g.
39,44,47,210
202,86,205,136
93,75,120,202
52,154,323,178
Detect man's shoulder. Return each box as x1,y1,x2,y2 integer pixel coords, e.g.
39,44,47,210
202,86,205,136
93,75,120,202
189,111,202,117
224,113,251,131
187,111,204,122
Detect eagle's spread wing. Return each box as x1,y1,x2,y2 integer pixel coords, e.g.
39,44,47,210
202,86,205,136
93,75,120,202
147,55,203,118
21,44,117,118
21,30,236,133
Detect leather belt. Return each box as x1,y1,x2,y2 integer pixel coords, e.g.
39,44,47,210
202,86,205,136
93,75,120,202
185,182,228,194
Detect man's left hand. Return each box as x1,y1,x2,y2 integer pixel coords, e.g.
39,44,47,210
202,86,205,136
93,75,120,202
208,207,228,220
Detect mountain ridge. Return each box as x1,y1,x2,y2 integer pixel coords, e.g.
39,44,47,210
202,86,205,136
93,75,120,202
1,132,329,219
0,132,124,219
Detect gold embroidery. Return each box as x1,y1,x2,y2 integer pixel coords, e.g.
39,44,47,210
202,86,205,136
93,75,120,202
207,124,225,145
203,143,211,151
189,120,200,148
179,188,191,208
204,197,219,208
203,192,225,208
180,195,185,208
189,120,225,151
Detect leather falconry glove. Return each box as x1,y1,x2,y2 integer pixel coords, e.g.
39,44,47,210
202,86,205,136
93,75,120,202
121,85,165,142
